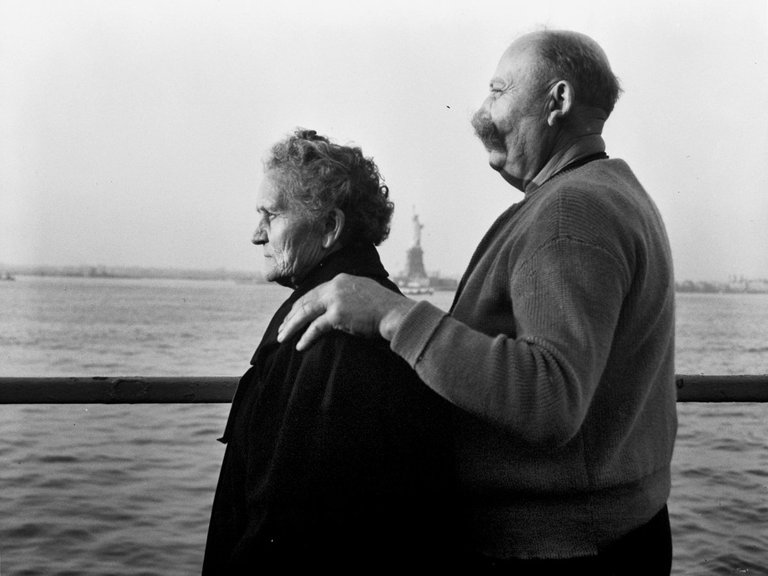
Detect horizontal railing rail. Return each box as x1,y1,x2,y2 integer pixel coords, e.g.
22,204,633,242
0,377,238,404
0,375,767,404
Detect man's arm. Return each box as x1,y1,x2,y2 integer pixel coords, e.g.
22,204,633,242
280,238,628,449
277,273,418,349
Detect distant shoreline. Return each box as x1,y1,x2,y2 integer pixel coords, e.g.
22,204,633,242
2,265,767,294
0,265,264,284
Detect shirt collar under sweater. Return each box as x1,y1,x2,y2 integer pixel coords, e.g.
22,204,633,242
525,134,607,195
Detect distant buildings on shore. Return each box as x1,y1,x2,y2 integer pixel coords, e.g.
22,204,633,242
675,276,768,294
1,263,460,290
0,264,263,283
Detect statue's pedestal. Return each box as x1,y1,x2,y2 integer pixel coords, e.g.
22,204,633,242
406,246,427,279
400,246,432,294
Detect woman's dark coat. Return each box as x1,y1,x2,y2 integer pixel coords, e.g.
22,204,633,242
202,243,459,574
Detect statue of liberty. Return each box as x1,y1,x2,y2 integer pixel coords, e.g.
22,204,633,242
403,208,429,288
411,211,424,248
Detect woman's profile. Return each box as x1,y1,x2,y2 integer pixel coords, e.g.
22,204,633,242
202,129,460,574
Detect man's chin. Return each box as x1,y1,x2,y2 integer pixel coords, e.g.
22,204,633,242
488,149,508,171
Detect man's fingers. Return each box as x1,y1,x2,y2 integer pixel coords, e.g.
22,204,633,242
277,274,395,349
295,315,333,351
277,294,325,343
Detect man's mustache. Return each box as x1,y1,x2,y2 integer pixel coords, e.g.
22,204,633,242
471,110,505,151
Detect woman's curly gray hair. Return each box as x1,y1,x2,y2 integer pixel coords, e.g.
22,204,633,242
264,129,394,246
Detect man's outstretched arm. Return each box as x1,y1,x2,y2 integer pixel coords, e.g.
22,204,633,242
277,273,418,350
278,240,628,448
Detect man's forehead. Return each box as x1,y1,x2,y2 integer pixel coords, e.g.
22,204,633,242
492,40,539,84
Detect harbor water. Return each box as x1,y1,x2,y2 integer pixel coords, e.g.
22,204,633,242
1,276,766,575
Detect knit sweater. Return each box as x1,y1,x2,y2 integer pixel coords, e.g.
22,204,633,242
391,158,677,559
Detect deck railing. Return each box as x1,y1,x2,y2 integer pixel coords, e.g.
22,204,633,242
0,375,766,404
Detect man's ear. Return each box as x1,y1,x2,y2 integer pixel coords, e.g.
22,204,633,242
322,208,345,249
547,80,574,126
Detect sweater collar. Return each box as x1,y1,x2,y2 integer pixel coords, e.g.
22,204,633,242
525,134,607,195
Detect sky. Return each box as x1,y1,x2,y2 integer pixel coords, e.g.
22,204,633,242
1,0,767,282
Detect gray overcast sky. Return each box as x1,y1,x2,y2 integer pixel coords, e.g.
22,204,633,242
1,0,767,281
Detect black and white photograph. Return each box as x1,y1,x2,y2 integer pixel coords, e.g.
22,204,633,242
1,0,766,574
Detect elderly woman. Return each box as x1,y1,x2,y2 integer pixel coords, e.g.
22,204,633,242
202,129,460,574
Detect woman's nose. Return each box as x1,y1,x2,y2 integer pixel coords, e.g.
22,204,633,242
252,226,267,245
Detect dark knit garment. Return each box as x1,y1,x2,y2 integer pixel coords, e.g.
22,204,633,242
391,157,677,559
202,243,461,574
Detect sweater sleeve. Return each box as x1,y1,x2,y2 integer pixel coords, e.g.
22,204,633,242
391,236,629,448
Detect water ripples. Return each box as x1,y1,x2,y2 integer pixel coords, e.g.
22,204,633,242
2,282,767,575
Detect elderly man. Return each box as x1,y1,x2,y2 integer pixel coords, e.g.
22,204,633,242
278,30,677,574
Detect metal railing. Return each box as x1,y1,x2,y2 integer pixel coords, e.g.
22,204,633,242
0,375,766,404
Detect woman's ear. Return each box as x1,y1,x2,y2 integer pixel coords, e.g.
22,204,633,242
322,208,345,249
546,80,573,127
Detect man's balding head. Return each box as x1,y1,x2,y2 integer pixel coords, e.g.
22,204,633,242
525,30,622,117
